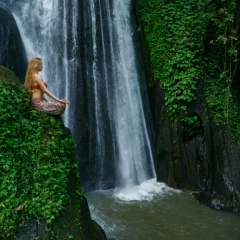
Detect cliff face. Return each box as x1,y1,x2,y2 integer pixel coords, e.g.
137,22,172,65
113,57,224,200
153,81,240,213
0,3,27,82
0,65,107,240
134,0,240,214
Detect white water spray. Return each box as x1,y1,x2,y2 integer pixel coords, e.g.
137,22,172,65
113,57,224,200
111,0,156,188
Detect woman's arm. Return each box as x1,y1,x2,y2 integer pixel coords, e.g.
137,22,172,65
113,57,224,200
34,74,69,104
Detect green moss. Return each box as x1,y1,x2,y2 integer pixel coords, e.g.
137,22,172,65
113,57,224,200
0,66,95,239
0,65,20,83
50,169,97,240
136,0,240,137
136,0,209,120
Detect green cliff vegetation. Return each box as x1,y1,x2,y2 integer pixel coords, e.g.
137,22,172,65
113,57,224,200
0,66,96,239
136,0,240,137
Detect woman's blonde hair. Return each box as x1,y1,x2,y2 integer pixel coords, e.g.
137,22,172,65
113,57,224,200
24,57,42,91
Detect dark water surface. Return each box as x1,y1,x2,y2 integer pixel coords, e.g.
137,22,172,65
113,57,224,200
86,179,240,240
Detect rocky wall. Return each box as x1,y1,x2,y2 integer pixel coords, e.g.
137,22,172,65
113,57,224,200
0,3,27,82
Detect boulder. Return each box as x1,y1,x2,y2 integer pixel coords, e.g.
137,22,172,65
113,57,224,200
0,66,107,240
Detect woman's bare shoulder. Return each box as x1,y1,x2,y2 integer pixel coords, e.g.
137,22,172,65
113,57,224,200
33,73,41,81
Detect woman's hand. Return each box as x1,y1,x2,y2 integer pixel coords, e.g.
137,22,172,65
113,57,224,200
59,98,70,104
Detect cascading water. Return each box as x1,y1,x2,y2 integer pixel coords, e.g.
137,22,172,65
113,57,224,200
112,0,156,188
80,0,156,190
1,0,156,190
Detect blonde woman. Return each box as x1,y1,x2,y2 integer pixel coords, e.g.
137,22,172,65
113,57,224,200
24,57,69,116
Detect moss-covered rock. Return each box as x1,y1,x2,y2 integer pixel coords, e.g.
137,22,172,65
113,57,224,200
0,66,106,239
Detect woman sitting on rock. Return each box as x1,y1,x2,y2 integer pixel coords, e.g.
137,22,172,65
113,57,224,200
24,57,69,116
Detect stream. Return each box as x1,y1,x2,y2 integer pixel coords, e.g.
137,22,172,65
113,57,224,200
86,179,240,240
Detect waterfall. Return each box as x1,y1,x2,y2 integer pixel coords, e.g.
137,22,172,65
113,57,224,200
2,0,156,190
112,0,156,188
81,0,156,189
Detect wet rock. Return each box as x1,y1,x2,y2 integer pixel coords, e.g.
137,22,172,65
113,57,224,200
192,191,240,213
0,3,27,82
151,78,240,214
16,219,49,240
133,0,240,215
92,220,108,240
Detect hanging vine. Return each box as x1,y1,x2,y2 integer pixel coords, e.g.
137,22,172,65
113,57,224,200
136,0,240,137
136,0,213,120
205,0,240,132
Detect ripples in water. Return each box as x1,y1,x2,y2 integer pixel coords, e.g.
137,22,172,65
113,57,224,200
86,179,240,240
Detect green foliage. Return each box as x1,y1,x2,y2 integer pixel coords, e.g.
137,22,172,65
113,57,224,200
0,77,79,238
204,0,240,137
181,114,203,141
136,0,240,137
137,0,211,120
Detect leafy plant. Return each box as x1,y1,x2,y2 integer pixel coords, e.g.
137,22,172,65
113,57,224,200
204,0,240,137
136,0,211,120
136,0,240,137
181,114,203,141
0,76,81,239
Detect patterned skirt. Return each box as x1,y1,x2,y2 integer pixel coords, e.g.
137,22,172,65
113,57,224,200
31,98,66,116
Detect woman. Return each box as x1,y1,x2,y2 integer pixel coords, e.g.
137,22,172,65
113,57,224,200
24,57,69,116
